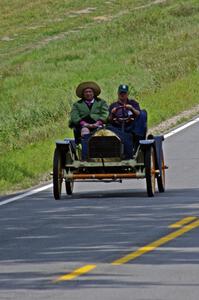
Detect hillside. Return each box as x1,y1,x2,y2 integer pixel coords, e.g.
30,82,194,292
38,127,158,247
0,0,199,194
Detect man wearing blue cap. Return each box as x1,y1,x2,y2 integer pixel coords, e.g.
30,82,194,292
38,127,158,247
109,84,140,123
108,84,146,159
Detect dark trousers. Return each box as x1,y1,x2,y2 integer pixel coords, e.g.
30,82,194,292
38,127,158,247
107,111,147,159
81,134,91,160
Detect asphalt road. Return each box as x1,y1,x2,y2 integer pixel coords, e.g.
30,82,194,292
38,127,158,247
0,120,199,300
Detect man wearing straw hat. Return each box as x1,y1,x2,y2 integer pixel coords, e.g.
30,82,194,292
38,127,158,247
69,81,109,158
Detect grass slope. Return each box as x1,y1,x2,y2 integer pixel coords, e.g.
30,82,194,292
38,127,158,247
0,0,199,194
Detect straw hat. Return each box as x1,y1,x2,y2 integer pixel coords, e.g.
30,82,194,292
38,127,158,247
76,81,101,98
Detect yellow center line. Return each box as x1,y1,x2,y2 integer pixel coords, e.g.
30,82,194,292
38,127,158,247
53,217,199,282
169,216,198,228
112,219,199,265
54,264,96,282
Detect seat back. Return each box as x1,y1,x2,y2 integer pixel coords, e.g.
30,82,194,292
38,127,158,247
132,109,147,154
133,109,147,138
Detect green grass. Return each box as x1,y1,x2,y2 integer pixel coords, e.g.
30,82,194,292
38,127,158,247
0,0,199,194
142,72,199,126
0,138,56,192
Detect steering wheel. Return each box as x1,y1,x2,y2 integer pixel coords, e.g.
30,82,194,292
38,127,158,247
112,105,135,124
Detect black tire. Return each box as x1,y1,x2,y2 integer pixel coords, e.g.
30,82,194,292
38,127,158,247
65,150,74,195
145,146,156,197
53,148,63,200
157,151,165,193
65,180,74,195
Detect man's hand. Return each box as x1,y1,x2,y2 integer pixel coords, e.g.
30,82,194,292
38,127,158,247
111,107,117,114
124,104,133,111
80,120,89,127
124,104,140,116
112,105,132,113
87,123,98,129
87,124,95,129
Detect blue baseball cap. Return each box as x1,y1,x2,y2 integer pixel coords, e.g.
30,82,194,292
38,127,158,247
118,84,129,93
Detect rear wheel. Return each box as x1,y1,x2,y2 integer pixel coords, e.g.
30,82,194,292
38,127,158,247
65,180,74,195
53,148,63,200
145,146,156,197
157,151,165,192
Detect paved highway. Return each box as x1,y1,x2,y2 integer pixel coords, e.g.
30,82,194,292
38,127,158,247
0,119,199,300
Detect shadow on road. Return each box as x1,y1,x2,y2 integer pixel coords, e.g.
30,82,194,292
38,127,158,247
0,187,199,289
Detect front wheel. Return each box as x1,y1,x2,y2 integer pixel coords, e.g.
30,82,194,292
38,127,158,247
145,146,156,197
53,148,63,200
157,151,165,192
65,150,74,195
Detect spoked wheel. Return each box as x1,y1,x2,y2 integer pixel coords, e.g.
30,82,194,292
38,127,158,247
53,148,63,200
157,151,165,193
145,146,156,197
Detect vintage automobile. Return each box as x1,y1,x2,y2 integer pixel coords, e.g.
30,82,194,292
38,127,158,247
52,110,166,199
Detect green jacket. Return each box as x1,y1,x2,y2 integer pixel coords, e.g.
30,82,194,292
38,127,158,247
69,98,109,128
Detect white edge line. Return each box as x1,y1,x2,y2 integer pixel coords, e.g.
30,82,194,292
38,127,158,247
164,117,199,139
1,116,199,207
0,183,53,206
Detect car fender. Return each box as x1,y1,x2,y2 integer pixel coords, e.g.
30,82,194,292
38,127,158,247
139,135,164,174
56,138,78,160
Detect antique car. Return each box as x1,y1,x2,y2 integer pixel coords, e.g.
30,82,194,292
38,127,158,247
52,109,166,199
